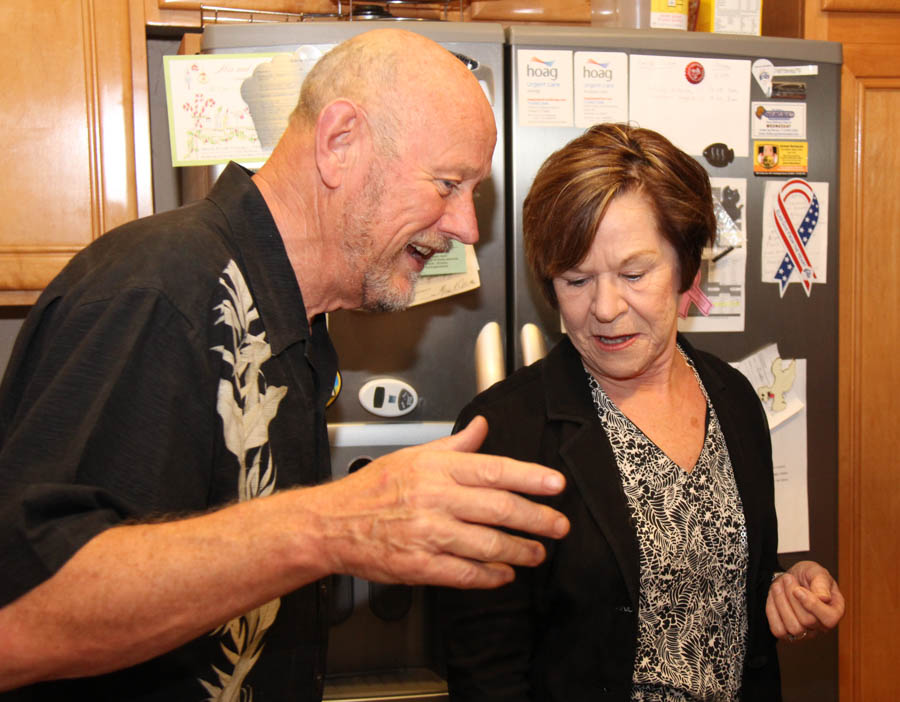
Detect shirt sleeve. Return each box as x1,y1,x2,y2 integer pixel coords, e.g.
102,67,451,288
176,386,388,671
0,287,219,607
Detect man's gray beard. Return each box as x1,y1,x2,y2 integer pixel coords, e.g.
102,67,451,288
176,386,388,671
360,265,418,313
340,175,418,312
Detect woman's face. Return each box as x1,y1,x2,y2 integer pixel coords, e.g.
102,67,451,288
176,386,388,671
552,190,682,388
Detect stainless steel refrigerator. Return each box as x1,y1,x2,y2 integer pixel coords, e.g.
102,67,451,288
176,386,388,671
505,26,842,702
201,20,507,702
184,19,841,702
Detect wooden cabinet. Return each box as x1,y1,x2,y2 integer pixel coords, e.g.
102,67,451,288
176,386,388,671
803,1,900,701
0,0,150,305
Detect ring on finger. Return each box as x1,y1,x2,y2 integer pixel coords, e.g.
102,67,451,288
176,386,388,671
786,630,808,642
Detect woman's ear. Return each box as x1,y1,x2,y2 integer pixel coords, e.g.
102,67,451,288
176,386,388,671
314,99,367,189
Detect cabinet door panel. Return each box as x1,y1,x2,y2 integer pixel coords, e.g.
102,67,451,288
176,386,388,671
822,0,900,11
0,0,137,300
838,48,900,702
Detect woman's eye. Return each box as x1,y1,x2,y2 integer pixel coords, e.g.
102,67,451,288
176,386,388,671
623,272,644,282
565,278,588,288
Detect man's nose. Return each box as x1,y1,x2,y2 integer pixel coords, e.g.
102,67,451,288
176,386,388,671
441,191,480,245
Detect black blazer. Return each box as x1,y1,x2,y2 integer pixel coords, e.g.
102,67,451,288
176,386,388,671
439,335,781,701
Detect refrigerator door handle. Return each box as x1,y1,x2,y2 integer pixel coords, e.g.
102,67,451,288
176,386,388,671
520,323,548,366
474,321,505,393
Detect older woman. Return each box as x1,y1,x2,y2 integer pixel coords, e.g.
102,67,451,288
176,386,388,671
439,124,844,701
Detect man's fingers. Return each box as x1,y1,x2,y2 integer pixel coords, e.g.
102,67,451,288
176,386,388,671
438,415,489,453
428,519,549,569
426,417,567,497
406,449,570,540
356,518,549,588
409,553,516,590
438,484,569,540
441,451,567,497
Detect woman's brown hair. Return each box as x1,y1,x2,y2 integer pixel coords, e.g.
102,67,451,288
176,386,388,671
523,123,716,307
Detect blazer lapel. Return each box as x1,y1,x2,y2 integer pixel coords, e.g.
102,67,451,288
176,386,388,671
541,340,642,609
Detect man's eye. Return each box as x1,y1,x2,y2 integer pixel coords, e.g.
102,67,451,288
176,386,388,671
438,180,458,195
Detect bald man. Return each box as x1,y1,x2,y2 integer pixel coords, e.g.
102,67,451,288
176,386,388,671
0,29,569,700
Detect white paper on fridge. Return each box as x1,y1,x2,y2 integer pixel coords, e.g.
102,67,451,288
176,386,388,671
574,52,628,128
517,49,574,127
678,177,748,333
730,346,810,554
628,54,751,157
730,343,804,431
770,359,811,554
164,47,331,166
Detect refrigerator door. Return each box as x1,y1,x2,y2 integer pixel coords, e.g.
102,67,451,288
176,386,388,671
327,422,453,701
203,22,507,424
506,26,841,367
506,25,842,702
202,22,506,699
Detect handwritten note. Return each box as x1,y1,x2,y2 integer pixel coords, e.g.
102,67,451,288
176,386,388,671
629,54,751,157
410,244,481,307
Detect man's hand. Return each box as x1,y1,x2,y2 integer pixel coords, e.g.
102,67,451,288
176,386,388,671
0,417,569,688
309,415,570,589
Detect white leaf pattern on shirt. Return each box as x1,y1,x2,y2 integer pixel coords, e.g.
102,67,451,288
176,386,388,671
200,260,287,702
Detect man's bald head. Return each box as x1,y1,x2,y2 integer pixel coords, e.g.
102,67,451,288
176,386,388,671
290,28,492,156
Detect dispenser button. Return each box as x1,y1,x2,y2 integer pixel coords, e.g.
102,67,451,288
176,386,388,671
358,378,419,417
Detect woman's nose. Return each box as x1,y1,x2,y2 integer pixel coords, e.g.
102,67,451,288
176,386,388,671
591,279,626,323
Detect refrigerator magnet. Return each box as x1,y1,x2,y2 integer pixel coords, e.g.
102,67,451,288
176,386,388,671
752,102,807,140
751,58,774,97
702,142,735,168
761,179,829,298
751,59,817,99
753,140,808,177
772,81,807,100
678,270,713,319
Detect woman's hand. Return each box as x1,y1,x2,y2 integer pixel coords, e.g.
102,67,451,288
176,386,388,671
766,560,845,642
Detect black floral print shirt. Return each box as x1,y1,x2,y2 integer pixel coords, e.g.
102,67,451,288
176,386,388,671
588,349,749,701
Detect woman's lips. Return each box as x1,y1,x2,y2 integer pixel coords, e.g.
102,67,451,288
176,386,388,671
594,333,636,350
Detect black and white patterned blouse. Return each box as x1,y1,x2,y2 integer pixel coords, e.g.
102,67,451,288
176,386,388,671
588,348,749,701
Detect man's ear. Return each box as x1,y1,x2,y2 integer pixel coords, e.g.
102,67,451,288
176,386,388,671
315,99,366,189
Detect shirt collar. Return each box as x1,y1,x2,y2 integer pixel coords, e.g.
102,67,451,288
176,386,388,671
206,163,313,355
